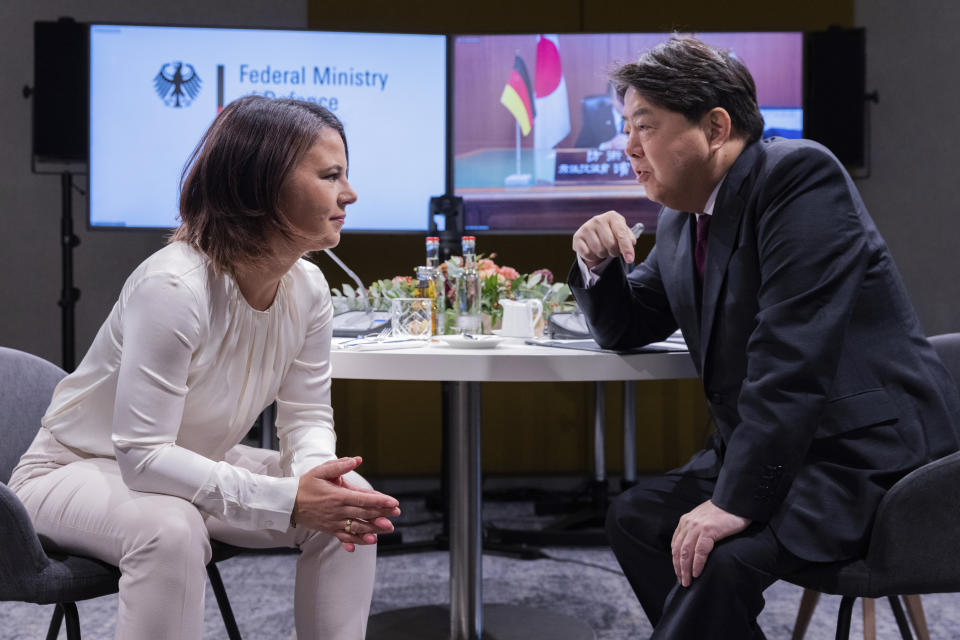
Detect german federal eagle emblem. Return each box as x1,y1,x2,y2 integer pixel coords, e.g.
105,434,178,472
153,62,201,108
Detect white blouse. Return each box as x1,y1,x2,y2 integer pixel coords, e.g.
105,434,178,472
42,242,338,531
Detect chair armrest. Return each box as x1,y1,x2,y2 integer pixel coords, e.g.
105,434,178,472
0,483,52,600
865,451,960,590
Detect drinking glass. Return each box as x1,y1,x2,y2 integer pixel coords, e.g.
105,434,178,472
390,298,434,339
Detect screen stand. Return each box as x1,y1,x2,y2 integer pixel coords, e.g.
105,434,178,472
58,172,80,372
504,123,531,186
428,195,465,261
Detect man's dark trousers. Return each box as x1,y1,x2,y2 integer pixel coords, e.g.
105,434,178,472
606,472,811,639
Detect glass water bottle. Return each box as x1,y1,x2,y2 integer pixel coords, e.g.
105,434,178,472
414,265,438,335
456,236,481,334
425,236,446,334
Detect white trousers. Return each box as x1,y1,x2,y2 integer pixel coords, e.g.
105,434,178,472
10,428,376,640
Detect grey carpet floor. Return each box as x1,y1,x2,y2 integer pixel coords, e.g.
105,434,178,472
2,486,958,639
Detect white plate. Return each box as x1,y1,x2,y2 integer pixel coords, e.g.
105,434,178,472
438,334,504,349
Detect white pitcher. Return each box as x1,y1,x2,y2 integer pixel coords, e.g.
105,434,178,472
498,298,543,338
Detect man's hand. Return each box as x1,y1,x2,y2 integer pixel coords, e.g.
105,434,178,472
572,210,638,269
671,500,751,587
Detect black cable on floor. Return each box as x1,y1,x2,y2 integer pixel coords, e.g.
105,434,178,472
539,551,626,577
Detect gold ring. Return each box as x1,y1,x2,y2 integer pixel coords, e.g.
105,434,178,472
345,518,352,534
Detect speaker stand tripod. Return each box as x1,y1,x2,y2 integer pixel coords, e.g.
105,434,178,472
57,172,80,372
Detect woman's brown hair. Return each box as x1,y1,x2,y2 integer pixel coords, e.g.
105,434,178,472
171,95,347,274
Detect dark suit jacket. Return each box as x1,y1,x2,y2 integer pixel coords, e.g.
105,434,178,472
571,138,960,562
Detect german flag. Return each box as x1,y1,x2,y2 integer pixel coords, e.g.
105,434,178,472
499,55,536,136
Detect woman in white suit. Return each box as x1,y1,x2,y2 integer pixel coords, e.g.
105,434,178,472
9,95,400,639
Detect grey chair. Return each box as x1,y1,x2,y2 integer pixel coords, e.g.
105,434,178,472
574,94,617,148
786,332,960,640
0,347,244,639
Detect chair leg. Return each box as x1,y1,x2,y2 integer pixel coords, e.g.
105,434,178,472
903,595,929,640
792,588,821,640
836,595,856,640
207,563,243,640
62,602,81,640
887,596,914,640
45,603,64,640
862,598,876,640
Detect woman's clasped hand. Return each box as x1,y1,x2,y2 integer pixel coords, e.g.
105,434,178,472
293,456,401,551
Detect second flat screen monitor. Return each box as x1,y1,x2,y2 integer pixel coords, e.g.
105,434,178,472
453,32,803,233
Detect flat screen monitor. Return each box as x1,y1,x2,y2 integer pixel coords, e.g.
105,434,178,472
88,24,447,231
453,32,803,233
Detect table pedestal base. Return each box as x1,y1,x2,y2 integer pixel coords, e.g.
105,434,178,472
367,604,596,640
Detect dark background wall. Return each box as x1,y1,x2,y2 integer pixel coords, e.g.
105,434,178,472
854,2,960,336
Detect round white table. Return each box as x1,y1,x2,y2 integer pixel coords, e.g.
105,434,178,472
332,338,696,640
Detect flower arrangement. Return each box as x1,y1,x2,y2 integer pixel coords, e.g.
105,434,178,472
331,254,575,333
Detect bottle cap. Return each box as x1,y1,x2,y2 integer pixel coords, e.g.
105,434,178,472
426,236,439,241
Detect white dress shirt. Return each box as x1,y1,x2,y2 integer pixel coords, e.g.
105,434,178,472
42,242,338,531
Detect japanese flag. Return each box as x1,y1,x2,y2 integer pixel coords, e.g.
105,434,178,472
534,34,571,149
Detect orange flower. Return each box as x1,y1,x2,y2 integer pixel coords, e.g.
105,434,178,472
498,266,520,280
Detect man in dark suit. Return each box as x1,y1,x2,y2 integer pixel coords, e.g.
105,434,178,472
570,37,960,638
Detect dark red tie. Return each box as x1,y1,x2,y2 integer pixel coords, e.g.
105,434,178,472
695,214,711,283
